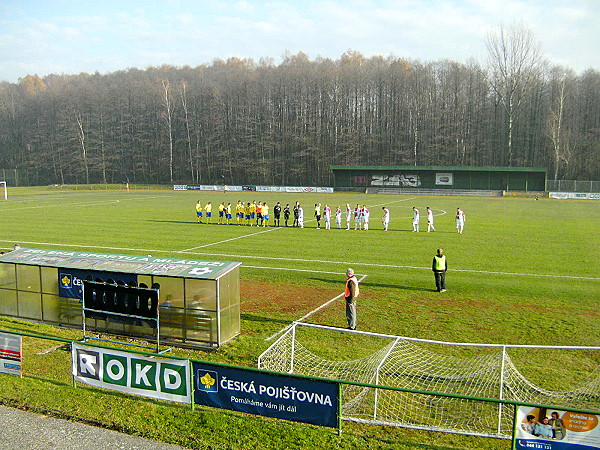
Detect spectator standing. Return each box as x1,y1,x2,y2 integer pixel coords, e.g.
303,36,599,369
344,268,360,330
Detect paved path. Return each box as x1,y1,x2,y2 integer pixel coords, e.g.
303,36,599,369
0,406,185,449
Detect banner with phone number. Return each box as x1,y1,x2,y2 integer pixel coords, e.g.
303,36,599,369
515,406,599,449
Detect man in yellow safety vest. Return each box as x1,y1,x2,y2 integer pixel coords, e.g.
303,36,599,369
432,248,447,292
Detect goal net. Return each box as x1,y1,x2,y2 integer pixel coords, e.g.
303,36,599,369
258,323,600,438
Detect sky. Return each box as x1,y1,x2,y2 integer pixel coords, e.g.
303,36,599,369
0,0,598,83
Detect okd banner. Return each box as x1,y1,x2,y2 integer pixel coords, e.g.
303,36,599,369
72,343,191,404
515,406,600,449
193,362,339,428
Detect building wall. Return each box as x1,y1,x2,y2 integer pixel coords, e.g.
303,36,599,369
333,168,546,191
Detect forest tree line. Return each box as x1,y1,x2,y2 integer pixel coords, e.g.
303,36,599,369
1,29,599,186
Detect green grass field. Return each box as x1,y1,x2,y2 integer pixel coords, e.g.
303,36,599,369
0,186,599,449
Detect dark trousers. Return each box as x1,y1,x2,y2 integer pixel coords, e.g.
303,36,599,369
434,271,446,292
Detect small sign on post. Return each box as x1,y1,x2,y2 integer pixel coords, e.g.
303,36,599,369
0,332,22,377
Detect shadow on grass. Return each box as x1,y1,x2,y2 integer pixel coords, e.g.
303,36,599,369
241,313,290,325
309,277,434,293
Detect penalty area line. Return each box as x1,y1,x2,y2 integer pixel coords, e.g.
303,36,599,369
265,274,368,342
178,225,282,252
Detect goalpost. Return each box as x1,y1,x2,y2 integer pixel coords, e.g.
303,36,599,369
259,322,600,439
0,181,6,200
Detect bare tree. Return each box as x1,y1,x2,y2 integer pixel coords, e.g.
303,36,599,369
161,80,174,183
76,113,90,184
179,81,196,183
547,67,575,179
486,22,544,166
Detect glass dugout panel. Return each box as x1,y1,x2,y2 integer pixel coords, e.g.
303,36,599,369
41,267,59,295
16,265,41,292
17,291,42,320
0,263,16,289
185,279,217,311
153,276,184,308
0,288,18,316
184,310,215,342
41,294,64,323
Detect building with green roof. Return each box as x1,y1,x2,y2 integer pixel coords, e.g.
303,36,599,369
330,165,547,193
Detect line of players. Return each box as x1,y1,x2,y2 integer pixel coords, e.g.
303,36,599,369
411,206,466,233
195,200,465,233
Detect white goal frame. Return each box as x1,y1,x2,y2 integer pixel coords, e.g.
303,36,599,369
0,181,6,200
259,322,600,439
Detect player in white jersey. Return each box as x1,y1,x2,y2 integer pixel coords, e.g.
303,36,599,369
335,206,342,229
456,208,465,234
426,206,436,232
382,207,390,231
297,205,304,228
324,204,331,229
362,205,370,230
412,207,420,232
354,204,361,230
345,204,352,230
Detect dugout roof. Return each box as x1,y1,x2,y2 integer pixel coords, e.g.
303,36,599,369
0,248,241,280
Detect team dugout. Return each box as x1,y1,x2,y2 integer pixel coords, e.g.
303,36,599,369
0,248,241,349
331,165,547,192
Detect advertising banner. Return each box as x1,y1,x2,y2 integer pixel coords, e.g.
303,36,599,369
72,343,191,404
0,332,22,377
193,362,339,428
59,268,137,300
285,186,317,193
3,248,239,281
550,192,600,200
515,406,600,449
436,173,454,185
242,186,256,191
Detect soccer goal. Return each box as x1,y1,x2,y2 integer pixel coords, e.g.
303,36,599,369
258,322,600,439
0,181,6,200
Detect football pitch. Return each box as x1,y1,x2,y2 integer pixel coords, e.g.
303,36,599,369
0,186,599,448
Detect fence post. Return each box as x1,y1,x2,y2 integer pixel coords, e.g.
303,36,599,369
289,323,296,374
373,337,401,420
337,382,343,436
498,346,507,435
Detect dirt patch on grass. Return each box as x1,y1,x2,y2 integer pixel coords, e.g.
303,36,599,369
241,279,342,314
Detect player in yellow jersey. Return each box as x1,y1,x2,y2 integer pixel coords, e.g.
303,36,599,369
249,201,256,226
204,202,212,224
226,203,232,225
236,201,244,225
195,201,203,223
262,202,270,227
218,202,225,224
245,202,252,226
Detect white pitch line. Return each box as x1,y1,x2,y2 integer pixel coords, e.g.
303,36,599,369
178,196,419,252
243,265,348,276
178,225,281,252
181,250,600,281
0,194,171,211
1,239,597,281
265,274,368,342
